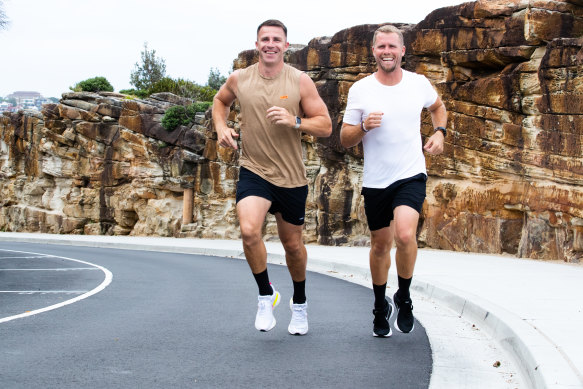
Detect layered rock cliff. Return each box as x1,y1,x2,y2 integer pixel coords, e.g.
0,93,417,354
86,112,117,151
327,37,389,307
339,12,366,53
1,0,582,261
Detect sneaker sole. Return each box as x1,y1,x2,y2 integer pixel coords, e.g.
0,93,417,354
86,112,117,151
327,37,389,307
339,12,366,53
373,302,394,337
256,291,281,332
393,320,415,333
289,327,308,335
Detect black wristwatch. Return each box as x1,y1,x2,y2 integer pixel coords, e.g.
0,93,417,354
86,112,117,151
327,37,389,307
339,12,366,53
434,126,447,137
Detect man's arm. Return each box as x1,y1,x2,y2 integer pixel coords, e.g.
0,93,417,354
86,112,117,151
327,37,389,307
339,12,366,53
340,111,383,148
265,73,332,137
212,71,240,149
423,96,447,155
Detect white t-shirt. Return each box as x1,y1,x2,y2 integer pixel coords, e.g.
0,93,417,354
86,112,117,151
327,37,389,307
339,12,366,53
343,70,438,188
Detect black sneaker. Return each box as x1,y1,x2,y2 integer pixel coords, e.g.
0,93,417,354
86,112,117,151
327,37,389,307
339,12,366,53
393,292,414,333
372,299,393,337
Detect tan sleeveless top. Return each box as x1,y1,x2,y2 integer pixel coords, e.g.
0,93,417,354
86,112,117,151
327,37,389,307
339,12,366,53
237,63,307,187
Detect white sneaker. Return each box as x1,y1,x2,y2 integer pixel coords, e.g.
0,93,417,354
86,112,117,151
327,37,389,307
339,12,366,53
288,298,308,335
254,287,280,332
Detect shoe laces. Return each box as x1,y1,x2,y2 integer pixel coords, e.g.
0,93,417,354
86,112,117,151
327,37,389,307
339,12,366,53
400,299,413,313
291,304,307,321
257,296,273,313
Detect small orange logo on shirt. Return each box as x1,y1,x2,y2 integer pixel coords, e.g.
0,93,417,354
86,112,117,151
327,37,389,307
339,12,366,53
279,95,288,99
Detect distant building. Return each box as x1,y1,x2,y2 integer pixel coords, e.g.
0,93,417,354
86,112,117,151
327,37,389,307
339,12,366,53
6,91,42,104
4,91,45,112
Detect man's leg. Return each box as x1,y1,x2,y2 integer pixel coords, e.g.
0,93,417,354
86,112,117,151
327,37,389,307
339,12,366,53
237,195,271,274
392,205,420,333
370,226,395,337
237,196,280,331
276,213,307,286
275,213,309,335
369,226,394,286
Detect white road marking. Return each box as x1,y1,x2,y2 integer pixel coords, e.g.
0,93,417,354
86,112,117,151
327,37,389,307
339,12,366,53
1,268,99,271
0,255,52,259
0,291,88,294
0,248,113,324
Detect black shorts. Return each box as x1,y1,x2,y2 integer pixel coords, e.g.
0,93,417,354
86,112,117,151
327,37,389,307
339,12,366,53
362,173,427,231
236,167,308,226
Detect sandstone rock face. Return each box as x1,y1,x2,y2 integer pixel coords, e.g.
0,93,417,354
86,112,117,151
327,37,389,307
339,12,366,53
0,92,207,237
1,0,582,262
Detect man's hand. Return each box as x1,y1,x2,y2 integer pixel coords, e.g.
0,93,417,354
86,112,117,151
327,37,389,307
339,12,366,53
423,131,444,155
217,126,239,150
266,106,295,128
363,111,384,131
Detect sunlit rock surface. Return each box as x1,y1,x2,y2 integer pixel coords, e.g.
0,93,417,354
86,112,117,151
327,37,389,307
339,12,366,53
1,0,582,261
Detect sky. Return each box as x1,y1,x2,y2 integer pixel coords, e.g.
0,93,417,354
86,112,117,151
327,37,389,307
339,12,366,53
0,0,469,99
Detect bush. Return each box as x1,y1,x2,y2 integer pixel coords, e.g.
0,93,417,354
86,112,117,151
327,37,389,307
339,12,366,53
161,105,193,131
119,88,149,99
70,76,114,93
161,102,213,132
148,77,217,101
191,101,212,113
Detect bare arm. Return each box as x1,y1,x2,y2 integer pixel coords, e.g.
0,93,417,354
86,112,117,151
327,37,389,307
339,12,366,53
340,111,384,148
266,73,332,138
212,71,240,149
423,96,448,155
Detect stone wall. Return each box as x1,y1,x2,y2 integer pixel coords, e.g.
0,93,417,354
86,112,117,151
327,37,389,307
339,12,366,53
1,0,582,261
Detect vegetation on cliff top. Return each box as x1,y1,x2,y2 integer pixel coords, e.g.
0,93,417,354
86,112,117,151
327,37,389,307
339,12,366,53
69,76,114,93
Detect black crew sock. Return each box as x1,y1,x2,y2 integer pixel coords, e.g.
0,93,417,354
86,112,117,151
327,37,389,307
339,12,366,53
292,279,306,304
373,283,387,309
253,269,273,296
397,276,412,301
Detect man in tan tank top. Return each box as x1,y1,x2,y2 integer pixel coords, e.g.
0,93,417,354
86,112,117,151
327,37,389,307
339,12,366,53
212,19,331,335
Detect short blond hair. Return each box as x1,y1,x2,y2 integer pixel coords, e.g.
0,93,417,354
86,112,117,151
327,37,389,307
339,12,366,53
373,25,404,46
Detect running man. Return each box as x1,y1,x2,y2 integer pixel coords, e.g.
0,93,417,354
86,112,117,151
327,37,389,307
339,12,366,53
212,19,332,335
340,25,447,337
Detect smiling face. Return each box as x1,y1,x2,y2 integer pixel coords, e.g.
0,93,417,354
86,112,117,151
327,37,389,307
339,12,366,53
256,25,289,66
372,32,405,74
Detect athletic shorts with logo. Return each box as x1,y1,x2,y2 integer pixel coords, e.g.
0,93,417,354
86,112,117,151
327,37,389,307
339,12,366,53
236,167,308,226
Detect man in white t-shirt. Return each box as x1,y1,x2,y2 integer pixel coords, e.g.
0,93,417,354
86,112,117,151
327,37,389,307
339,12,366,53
340,25,447,337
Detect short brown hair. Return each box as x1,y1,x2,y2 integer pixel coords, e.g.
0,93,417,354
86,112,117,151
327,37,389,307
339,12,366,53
257,19,287,37
373,25,404,46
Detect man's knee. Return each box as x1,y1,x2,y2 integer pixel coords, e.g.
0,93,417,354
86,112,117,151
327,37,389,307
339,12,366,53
370,235,392,258
282,238,304,256
240,222,263,247
394,228,416,248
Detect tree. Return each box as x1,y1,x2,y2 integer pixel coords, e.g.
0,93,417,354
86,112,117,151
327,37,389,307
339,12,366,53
207,67,227,90
0,1,9,30
130,42,166,91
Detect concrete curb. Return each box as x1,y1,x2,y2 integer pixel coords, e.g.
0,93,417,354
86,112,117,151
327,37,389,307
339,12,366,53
411,280,581,389
1,233,579,388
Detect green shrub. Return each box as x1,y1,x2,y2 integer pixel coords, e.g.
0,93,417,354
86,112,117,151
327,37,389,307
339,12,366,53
190,101,212,113
161,102,213,132
119,88,149,98
195,85,217,102
148,77,217,101
161,105,193,131
70,76,114,93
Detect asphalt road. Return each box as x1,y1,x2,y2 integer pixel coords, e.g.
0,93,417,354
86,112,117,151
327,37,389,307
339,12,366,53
0,242,432,388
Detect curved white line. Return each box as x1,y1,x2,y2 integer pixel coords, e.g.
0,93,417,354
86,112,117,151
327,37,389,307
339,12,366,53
0,248,113,324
